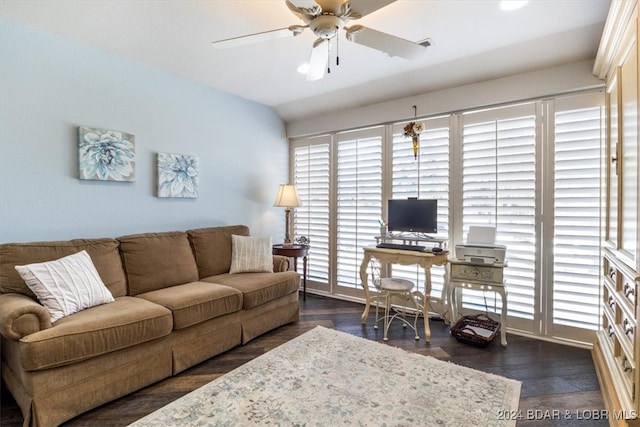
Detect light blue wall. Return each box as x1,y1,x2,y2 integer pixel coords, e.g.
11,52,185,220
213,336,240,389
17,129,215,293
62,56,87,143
0,19,289,243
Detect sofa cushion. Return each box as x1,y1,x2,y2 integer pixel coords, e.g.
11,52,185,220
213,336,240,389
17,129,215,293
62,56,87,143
19,296,172,371
187,225,250,277
229,235,273,274
15,250,114,322
119,231,199,295
136,281,242,330
0,238,127,298
201,271,300,309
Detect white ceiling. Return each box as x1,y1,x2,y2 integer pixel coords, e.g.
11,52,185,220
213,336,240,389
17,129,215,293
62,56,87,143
0,0,611,122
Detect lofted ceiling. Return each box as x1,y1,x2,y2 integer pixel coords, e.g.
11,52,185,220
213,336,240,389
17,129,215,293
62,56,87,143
0,0,611,122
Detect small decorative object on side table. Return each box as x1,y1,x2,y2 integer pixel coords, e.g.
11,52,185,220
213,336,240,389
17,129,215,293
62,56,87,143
273,243,309,300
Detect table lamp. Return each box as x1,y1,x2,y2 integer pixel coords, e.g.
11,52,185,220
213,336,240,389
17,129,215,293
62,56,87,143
273,184,301,246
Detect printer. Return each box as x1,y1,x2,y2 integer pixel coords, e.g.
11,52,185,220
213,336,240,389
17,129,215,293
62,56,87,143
454,226,506,264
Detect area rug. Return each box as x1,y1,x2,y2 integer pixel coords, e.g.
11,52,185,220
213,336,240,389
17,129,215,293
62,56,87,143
129,326,521,426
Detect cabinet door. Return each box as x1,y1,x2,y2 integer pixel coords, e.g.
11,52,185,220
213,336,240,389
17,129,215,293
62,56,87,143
607,71,619,247
620,32,638,264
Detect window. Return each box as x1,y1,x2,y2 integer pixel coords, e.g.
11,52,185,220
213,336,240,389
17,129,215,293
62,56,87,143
335,128,383,296
390,117,450,303
290,90,604,345
461,104,537,332
293,136,331,284
551,94,603,342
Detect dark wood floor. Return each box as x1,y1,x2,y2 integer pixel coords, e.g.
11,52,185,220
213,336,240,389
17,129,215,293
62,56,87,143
1,294,607,426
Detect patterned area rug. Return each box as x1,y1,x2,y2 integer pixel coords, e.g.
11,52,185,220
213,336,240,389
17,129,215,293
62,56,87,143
129,326,521,426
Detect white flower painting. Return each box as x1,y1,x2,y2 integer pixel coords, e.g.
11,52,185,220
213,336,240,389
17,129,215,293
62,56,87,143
157,152,199,198
78,127,135,181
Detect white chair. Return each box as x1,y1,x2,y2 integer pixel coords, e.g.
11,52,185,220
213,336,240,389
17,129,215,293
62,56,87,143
370,261,420,341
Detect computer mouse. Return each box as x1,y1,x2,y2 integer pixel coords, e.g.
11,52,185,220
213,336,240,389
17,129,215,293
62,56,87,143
432,247,443,253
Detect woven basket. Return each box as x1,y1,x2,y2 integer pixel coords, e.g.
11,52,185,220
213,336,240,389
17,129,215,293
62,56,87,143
450,314,500,347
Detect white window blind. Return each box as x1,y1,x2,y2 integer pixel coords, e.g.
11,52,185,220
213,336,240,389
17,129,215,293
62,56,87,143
390,117,450,300
552,94,603,341
289,91,603,345
461,104,537,330
293,137,331,283
336,128,383,292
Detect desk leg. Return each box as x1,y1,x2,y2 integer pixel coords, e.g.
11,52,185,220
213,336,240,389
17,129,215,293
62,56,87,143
422,265,432,343
498,287,508,346
449,284,457,324
359,254,372,324
302,255,307,301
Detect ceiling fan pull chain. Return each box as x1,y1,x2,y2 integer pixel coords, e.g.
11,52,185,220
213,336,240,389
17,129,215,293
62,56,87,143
336,34,340,67
327,38,331,74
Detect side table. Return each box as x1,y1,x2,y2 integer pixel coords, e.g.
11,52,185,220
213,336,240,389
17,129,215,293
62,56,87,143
273,244,309,300
448,258,508,346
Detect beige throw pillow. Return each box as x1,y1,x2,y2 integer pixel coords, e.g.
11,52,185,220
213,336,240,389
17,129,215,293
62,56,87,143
229,235,273,274
15,250,114,321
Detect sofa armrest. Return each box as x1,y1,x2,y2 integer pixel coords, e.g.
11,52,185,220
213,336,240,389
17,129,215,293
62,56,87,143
0,293,51,340
273,255,291,272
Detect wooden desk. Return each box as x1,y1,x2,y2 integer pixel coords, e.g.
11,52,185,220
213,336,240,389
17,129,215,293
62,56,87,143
359,246,448,342
272,244,309,300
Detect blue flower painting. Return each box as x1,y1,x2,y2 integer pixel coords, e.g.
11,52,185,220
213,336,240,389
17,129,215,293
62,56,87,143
157,152,199,198
78,127,135,181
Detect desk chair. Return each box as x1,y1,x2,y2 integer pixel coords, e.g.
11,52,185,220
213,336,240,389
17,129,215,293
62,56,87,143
370,261,420,341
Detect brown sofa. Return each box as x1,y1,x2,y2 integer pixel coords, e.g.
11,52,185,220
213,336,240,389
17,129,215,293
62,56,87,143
0,225,300,427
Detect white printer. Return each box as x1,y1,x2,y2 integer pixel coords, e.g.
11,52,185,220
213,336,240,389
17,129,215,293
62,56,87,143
454,226,506,264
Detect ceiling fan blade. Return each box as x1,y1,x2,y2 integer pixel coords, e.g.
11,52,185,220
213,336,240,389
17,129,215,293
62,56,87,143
286,0,322,22
345,25,427,60
346,0,396,18
212,26,304,49
306,39,329,81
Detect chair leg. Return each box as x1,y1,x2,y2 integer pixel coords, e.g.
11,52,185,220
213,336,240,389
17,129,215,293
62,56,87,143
401,296,408,328
383,293,391,341
374,296,379,330
412,300,420,340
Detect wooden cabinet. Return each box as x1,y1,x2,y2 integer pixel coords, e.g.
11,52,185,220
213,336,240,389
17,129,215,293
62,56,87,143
593,1,640,425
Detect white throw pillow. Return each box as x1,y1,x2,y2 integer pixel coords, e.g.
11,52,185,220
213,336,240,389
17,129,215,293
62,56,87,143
15,250,114,322
229,235,274,274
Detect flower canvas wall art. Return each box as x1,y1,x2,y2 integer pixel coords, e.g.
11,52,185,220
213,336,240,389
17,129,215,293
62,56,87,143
78,126,135,181
157,152,199,198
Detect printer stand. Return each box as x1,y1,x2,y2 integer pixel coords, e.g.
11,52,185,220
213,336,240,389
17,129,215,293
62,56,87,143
448,259,508,346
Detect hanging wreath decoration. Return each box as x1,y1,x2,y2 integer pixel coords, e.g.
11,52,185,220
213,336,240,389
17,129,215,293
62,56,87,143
403,106,424,160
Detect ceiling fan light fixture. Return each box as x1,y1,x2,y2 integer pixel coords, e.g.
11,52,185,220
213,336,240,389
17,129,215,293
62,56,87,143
309,14,344,39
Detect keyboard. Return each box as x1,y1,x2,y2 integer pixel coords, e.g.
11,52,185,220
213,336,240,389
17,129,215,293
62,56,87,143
376,242,426,252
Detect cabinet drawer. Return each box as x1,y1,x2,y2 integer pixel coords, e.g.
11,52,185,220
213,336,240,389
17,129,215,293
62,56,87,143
619,307,636,352
601,309,616,353
620,272,638,311
450,263,503,283
614,350,636,403
604,251,640,313
603,257,618,293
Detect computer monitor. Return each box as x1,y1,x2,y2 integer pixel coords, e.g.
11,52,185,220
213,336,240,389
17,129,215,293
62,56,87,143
387,199,438,234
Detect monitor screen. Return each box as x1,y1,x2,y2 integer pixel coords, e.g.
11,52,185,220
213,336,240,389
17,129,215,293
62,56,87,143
387,199,438,234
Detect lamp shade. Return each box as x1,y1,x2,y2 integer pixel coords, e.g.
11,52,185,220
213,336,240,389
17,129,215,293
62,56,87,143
273,184,301,208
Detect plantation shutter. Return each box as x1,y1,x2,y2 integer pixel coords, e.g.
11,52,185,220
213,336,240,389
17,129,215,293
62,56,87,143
336,127,383,294
461,103,537,333
551,93,603,342
292,136,331,284
390,116,450,301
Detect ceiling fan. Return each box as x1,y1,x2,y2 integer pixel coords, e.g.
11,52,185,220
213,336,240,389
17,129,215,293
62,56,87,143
211,0,430,81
